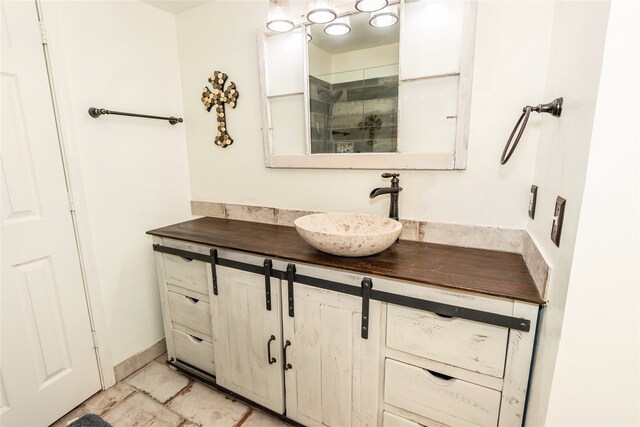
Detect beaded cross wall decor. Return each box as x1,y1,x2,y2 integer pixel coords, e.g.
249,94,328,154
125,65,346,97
201,71,239,148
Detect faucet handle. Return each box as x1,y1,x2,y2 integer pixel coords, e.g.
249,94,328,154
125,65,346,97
381,173,400,179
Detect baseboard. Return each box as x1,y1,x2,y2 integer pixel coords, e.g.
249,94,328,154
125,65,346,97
113,338,167,382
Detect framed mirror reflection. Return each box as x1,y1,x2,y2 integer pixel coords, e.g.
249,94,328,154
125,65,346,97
258,0,477,169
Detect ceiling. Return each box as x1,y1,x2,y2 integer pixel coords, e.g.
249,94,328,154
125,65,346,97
141,0,400,54
142,0,210,14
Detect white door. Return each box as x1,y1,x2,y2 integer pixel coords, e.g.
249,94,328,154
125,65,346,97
281,283,381,427
0,1,101,426
211,266,285,413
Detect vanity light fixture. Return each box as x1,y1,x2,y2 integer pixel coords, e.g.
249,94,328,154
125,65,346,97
266,0,295,32
307,0,337,24
324,16,351,36
369,4,398,27
355,0,388,13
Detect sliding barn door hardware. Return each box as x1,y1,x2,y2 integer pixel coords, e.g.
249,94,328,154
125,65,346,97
210,249,219,295
152,244,532,332
361,277,372,339
263,259,273,311
286,264,296,317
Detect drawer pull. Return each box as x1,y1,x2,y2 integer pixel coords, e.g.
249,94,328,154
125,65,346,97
189,334,203,343
267,335,277,364
179,256,194,262
184,296,199,304
425,369,455,382
434,312,455,319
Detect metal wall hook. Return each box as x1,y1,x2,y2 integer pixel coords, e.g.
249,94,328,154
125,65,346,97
500,97,563,165
88,107,183,125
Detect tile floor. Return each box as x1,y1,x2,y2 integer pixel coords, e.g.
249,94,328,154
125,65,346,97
51,354,291,427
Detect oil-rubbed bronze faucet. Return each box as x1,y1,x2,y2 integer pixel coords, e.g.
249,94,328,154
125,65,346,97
370,173,402,222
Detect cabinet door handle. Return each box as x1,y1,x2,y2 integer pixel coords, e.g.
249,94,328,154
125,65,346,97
283,340,292,370
267,335,276,364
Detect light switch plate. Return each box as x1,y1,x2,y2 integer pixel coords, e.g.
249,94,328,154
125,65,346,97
529,185,538,219
550,196,566,246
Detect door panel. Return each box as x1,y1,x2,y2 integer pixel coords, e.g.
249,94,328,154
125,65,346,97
0,1,101,426
282,283,381,427
212,266,285,413
15,257,73,384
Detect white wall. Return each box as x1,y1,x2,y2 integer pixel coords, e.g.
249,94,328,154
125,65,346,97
308,44,332,76
522,1,612,424
331,43,399,74
544,1,640,424
45,1,191,366
176,0,554,229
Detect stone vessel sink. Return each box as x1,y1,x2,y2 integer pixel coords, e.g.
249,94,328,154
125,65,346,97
294,212,402,257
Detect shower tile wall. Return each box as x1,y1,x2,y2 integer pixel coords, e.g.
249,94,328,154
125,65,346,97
309,75,398,154
309,76,331,153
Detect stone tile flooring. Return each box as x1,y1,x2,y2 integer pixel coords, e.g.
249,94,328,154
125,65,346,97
51,354,291,427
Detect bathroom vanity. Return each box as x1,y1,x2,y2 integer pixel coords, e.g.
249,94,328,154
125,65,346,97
148,217,543,427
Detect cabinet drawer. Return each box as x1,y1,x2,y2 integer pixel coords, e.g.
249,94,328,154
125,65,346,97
163,253,209,301
172,329,215,375
386,304,508,377
384,359,501,427
382,411,447,427
167,291,212,342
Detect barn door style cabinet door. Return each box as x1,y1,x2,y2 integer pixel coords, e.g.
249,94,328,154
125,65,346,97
210,264,285,413
281,280,382,426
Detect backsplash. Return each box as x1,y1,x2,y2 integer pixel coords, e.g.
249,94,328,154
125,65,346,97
523,231,550,300
192,201,519,250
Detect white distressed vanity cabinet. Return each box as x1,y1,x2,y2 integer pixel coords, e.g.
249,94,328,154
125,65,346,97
150,218,542,427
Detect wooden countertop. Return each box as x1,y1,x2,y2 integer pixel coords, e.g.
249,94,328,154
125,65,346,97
147,217,543,305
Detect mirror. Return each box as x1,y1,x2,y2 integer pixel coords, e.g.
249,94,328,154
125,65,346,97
307,11,400,154
258,0,477,170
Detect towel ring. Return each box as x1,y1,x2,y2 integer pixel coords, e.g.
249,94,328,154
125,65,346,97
500,97,563,165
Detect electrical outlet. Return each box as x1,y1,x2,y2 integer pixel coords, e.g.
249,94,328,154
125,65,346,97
528,185,538,219
550,196,566,246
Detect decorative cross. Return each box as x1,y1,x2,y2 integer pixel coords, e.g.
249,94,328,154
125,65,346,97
201,71,239,148
359,113,382,145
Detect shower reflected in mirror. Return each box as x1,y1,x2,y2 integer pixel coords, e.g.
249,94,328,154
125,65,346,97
307,10,400,154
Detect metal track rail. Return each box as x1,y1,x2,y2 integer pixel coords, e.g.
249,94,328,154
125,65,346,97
153,244,531,332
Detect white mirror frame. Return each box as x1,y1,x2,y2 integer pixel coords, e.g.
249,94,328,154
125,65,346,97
258,0,477,170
